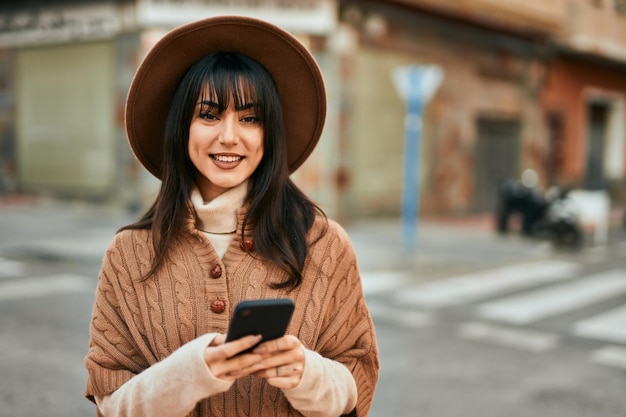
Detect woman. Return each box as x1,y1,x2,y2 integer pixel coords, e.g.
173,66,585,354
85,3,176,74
84,16,379,417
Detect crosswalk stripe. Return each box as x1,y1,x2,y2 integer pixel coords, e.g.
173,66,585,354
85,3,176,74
0,257,25,279
458,321,560,352
392,260,579,308
361,271,413,296
367,302,435,328
25,235,112,259
590,345,626,370
0,274,91,301
476,269,626,325
572,305,626,344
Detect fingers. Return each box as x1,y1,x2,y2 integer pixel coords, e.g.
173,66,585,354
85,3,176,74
251,335,306,389
204,334,306,388
256,362,303,379
252,334,300,354
253,361,304,390
206,334,262,361
205,335,263,380
209,333,226,346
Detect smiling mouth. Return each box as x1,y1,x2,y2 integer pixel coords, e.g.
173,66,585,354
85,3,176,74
211,154,243,163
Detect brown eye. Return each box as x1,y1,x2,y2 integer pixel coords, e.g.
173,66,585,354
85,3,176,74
200,112,218,120
241,116,259,124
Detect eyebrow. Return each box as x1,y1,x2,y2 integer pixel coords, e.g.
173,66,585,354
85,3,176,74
198,100,218,107
197,100,256,111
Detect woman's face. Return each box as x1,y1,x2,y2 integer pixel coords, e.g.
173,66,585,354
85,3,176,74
188,93,264,201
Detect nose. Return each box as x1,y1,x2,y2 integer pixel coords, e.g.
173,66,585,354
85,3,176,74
218,115,239,145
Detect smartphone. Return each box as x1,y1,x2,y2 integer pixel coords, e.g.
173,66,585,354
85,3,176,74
225,298,295,354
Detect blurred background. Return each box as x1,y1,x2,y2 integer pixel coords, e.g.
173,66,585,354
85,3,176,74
1,0,626,221
0,1,625,416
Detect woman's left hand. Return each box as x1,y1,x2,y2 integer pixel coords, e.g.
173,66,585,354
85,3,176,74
250,334,305,389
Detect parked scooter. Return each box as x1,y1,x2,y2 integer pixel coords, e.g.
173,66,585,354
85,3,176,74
495,169,582,248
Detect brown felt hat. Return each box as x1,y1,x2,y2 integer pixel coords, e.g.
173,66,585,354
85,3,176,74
125,15,327,178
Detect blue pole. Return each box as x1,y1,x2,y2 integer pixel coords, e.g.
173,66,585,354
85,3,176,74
402,69,424,250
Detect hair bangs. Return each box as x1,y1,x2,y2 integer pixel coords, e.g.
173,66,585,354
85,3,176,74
198,53,265,117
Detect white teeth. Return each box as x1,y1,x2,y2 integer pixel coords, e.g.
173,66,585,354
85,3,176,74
213,155,242,163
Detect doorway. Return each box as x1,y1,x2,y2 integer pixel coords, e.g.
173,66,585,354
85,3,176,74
474,117,521,211
585,101,609,190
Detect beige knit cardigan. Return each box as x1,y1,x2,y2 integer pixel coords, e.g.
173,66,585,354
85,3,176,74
84,209,379,416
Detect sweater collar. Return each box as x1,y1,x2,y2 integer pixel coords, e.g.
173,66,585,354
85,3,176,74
190,180,248,234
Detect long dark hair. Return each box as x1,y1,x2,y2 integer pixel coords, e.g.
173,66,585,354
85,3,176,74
120,51,326,289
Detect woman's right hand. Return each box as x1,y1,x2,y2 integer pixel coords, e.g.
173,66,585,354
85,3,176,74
203,334,264,380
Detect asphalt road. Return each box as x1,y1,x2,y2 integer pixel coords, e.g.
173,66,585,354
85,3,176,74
365,255,626,417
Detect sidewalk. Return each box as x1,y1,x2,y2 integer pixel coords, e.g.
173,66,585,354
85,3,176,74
0,196,557,275
345,215,555,278
0,196,136,263
3,195,625,278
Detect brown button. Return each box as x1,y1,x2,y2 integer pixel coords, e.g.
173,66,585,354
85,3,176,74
211,299,225,314
240,238,254,252
210,264,222,279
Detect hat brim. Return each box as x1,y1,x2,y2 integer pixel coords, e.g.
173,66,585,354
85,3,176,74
125,15,327,178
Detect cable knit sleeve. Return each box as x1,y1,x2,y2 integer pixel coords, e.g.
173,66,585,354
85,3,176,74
97,333,233,417
283,348,357,416
85,233,150,402
84,231,232,415
300,220,380,417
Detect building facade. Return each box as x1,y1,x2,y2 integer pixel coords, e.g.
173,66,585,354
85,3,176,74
0,0,341,214
336,0,626,217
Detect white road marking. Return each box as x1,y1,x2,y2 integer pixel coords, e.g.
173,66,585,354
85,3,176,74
367,302,435,328
393,260,579,308
361,271,413,296
590,345,626,370
0,274,91,301
458,321,560,352
26,235,111,259
572,304,626,344
477,269,626,325
0,257,25,278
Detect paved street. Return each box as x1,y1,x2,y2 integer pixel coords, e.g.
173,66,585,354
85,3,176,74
364,256,626,416
0,197,625,416
352,216,626,416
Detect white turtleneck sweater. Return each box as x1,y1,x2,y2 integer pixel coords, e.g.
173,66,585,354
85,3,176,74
189,180,248,258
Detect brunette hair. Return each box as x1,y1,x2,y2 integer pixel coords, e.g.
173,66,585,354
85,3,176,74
120,51,326,289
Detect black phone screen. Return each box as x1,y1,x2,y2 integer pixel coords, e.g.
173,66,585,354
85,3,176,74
225,298,295,353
